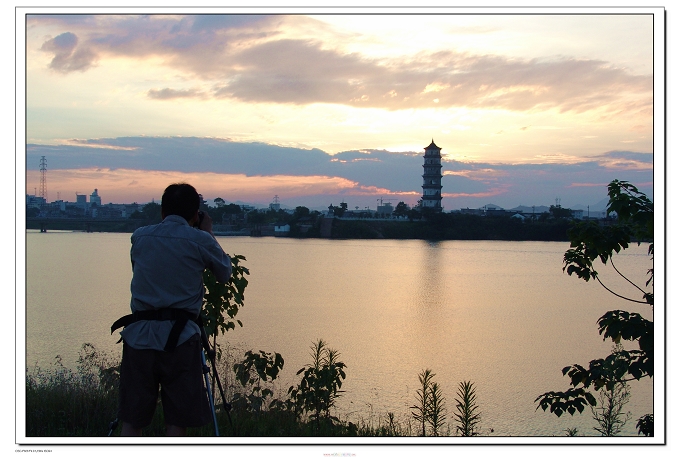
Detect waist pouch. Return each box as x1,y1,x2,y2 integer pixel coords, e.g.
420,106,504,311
111,309,202,352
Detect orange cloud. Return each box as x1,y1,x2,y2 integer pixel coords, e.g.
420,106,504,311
443,169,507,181
26,168,392,204
443,186,509,199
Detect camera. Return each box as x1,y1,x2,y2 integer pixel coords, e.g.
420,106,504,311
194,210,205,228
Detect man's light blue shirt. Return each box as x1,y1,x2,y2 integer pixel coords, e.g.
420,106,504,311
121,215,232,350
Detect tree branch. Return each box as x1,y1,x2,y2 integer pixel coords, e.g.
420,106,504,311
595,276,649,304
610,258,647,295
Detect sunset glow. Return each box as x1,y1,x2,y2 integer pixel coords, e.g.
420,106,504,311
21,7,660,210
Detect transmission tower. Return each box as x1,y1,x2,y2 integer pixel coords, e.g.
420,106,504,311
39,156,47,207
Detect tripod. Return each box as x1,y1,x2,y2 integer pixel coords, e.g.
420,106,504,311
200,327,232,436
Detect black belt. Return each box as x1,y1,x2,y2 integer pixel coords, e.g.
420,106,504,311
111,309,202,352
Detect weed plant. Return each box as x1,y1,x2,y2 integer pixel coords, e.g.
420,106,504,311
453,381,482,436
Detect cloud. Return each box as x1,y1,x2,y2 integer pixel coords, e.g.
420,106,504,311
40,32,97,72
590,150,654,170
25,167,379,206
443,169,508,181
221,41,651,113
569,182,609,188
26,136,654,210
147,88,206,100
33,15,652,114
444,186,510,200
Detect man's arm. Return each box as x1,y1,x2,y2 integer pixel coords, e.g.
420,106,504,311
198,211,232,282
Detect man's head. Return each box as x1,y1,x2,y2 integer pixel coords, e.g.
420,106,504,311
161,183,200,223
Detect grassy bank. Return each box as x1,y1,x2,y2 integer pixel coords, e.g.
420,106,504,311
25,343,412,437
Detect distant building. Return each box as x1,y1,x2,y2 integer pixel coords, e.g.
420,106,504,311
376,202,393,218
52,200,66,212
421,140,443,212
459,207,485,216
90,189,101,207
269,195,281,211
26,194,45,209
274,223,290,236
76,193,87,212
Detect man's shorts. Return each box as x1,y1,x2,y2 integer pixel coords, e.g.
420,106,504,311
118,335,212,429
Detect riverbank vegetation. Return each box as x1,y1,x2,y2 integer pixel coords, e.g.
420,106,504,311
25,342,481,437
535,180,654,437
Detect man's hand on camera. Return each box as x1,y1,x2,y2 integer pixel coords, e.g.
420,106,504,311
198,211,215,237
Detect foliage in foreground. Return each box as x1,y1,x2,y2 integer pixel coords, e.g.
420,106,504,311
201,254,250,355
27,343,487,438
409,369,483,437
453,381,482,437
25,344,120,437
535,180,653,436
26,341,370,437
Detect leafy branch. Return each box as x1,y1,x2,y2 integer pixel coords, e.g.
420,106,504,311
201,254,250,350
536,180,654,436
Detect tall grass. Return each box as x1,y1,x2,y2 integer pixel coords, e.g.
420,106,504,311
26,345,120,436
25,343,412,437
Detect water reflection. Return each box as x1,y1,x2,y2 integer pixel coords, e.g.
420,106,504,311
416,240,444,310
25,233,653,436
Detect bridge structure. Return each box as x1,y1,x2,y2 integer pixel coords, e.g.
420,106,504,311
26,217,148,233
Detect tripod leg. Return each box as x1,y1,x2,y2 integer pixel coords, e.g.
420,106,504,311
200,330,233,428
107,418,119,436
201,350,219,436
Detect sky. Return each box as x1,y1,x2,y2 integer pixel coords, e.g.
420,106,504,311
11,5,674,453
22,8,660,211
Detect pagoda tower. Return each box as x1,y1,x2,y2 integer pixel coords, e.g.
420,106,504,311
421,140,443,212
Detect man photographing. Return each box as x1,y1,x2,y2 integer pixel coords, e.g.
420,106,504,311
114,183,232,436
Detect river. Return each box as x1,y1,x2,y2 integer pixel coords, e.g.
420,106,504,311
23,230,654,436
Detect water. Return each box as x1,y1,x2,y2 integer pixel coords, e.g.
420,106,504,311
24,231,654,436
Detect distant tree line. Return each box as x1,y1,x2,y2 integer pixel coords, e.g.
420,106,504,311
330,211,574,241
28,197,592,242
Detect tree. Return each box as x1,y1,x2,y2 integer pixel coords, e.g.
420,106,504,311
224,203,243,214
408,200,423,221
334,202,348,218
294,206,310,219
394,201,409,219
549,205,573,219
535,180,653,435
129,202,162,223
213,197,226,207
247,209,267,225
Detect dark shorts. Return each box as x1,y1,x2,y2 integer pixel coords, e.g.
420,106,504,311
118,335,212,429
